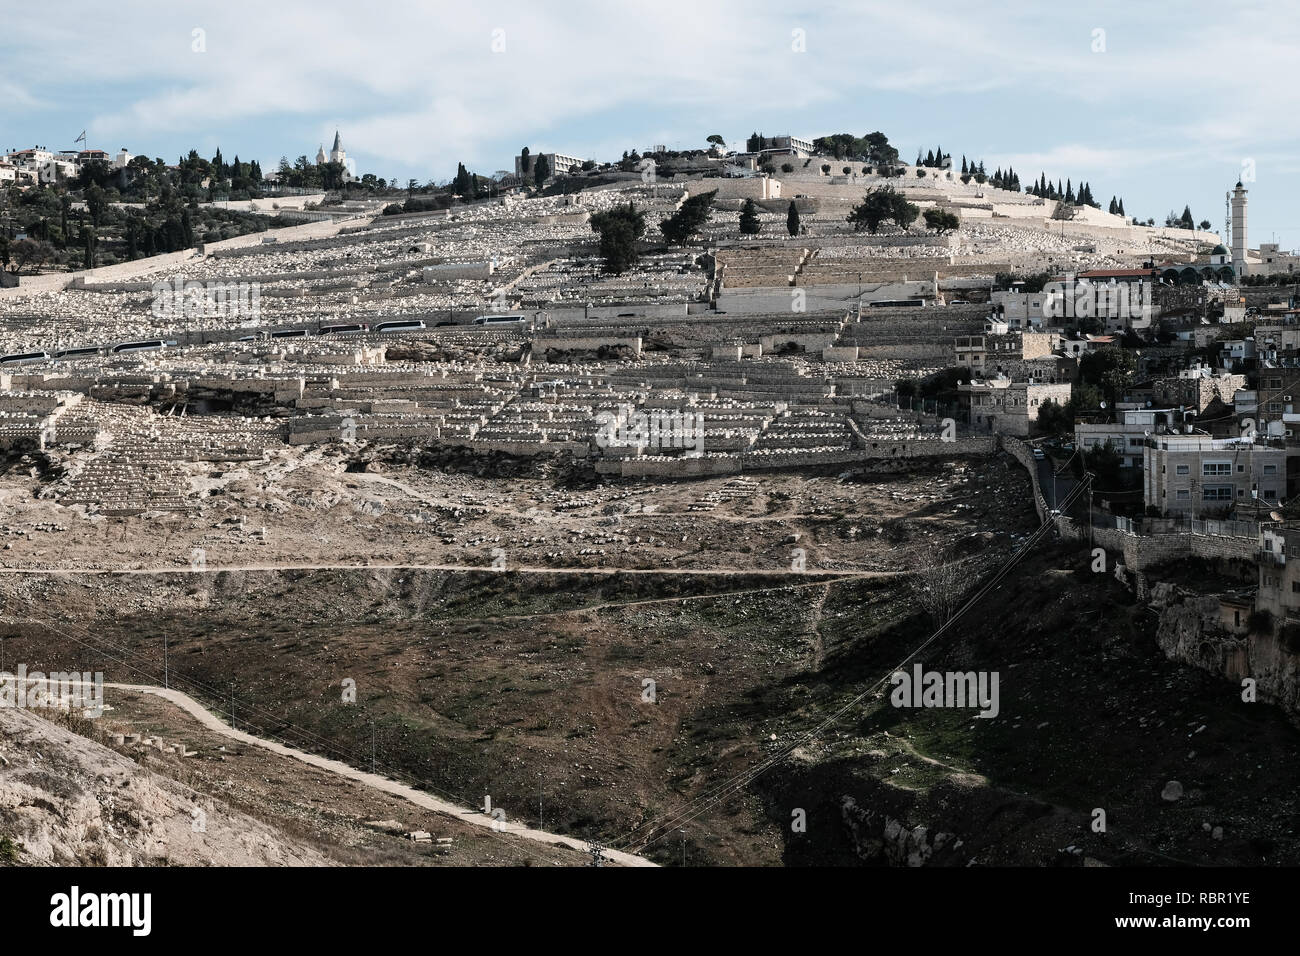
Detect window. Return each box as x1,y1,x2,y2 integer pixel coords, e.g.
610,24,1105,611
1203,485,1233,501
1264,464,1278,475
1203,461,1232,476
1176,464,1190,475
1176,490,1190,500
1265,489,1278,500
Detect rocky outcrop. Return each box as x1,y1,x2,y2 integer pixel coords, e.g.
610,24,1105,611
842,795,961,866
1150,582,1300,717
0,707,331,866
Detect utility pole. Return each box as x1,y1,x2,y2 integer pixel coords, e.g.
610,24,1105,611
371,722,376,774
1087,473,1094,548
163,632,169,689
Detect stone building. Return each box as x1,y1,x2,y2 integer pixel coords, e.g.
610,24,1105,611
960,379,1072,436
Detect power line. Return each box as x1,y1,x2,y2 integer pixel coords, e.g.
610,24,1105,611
0,605,580,868
612,475,1094,854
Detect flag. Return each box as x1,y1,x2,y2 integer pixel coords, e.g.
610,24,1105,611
75,131,86,145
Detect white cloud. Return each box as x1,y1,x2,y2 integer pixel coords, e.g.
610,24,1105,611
3,0,1299,244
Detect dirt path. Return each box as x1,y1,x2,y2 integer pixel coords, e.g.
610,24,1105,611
0,561,902,578
96,681,657,868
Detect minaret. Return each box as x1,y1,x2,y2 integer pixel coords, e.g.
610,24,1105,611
1231,181,1248,277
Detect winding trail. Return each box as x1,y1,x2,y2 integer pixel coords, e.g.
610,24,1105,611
96,680,657,868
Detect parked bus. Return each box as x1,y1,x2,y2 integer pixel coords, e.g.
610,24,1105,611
472,314,528,327
268,328,310,339
0,351,50,365
53,346,102,359
318,323,367,335
372,319,426,333
110,340,166,353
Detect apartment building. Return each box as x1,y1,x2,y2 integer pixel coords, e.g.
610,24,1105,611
1142,435,1286,516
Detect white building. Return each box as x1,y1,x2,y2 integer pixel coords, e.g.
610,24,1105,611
1075,407,1185,470
991,290,1049,329
315,131,354,181
515,151,583,180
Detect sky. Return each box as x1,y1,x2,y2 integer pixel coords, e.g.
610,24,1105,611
3,0,1299,248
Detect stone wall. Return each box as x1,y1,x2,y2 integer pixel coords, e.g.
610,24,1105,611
596,436,996,476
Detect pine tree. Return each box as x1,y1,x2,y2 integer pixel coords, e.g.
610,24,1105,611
961,156,968,174
787,200,800,237
739,198,762,235
1118,198,1125,216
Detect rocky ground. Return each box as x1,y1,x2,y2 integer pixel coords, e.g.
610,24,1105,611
0,443,1033,575
0,706,331,866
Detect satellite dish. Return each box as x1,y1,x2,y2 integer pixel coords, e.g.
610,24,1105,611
1271,511,1285,522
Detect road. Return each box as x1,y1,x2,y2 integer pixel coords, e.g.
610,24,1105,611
91,681,657,868
1037,455,1079,513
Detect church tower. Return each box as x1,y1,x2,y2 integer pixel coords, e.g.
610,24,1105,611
329,131,345,166
315,144,326,165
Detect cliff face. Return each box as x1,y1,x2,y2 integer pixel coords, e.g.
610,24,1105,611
1150,582,1300,717
0,707,331,867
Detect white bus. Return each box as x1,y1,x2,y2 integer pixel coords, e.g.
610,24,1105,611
472,314,528,327
372,319,426,333
0,351,50,365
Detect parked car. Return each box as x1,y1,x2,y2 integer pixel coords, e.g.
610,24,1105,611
1032,448,1046,461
